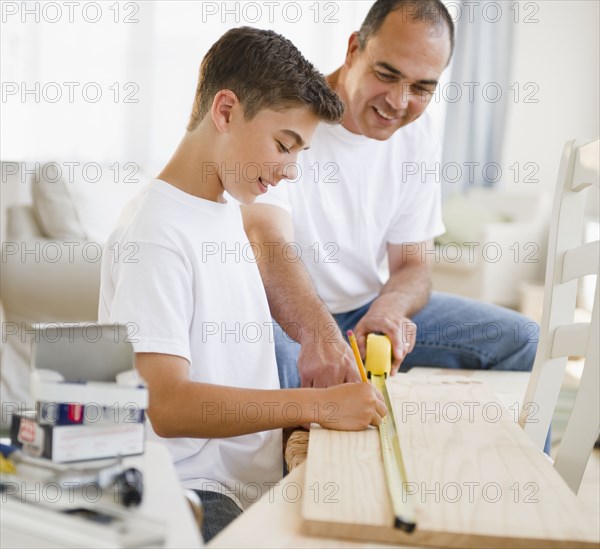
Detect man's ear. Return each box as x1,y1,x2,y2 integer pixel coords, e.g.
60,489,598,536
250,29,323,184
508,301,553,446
211,90,238,133
344,32,362,68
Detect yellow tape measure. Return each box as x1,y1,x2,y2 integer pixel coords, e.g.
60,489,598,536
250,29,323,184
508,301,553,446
365,334,416,532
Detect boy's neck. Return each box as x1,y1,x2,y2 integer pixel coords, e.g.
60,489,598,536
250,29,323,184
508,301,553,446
157,128,227,203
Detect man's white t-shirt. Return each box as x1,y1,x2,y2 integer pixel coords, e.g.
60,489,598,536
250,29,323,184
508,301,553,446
98,179,282,510
258,112,445,314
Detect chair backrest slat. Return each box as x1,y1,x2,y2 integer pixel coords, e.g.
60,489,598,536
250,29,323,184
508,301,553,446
550,323,591,359
562,241,599,282
519,137,599,494
572,139,600,191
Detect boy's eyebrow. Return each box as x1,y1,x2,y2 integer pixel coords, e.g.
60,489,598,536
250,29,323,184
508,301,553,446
281,129,308,149
374,61,439,86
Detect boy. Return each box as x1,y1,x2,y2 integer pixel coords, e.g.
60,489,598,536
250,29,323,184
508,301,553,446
98,27,386,542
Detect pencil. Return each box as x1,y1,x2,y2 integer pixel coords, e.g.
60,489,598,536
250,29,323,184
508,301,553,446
347,330,368,383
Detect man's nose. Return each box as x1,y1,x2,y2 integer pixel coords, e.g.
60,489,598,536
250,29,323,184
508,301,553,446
386,81,410,111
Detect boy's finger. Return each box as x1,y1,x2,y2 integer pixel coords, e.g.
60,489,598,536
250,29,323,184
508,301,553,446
375,398,388,419
370,413,382,427
371,386,385,403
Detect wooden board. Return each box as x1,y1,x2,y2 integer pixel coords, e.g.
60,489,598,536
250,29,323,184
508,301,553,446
302,376,599,548
209,460,416,549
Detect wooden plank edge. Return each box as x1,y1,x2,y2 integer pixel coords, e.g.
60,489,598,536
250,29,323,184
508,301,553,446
302,518,600,549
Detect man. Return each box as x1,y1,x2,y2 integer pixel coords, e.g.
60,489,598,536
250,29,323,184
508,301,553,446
242,0,538,389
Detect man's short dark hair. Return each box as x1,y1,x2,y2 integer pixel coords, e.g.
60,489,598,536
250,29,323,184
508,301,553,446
188,27,344,130
358,0,455,61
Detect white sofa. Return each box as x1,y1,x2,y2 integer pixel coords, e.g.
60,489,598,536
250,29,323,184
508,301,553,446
430,188,552,308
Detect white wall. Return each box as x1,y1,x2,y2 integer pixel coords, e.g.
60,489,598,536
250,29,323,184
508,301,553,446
502,0,600,195
2,1,598,237
0,1,372,242
0,1,373,171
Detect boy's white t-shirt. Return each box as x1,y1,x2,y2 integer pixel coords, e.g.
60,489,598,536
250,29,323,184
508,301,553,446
98,179,282,510
257,112,445,314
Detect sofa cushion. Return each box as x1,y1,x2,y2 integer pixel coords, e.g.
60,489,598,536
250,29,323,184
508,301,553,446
436,192,511,246
32,162,145,243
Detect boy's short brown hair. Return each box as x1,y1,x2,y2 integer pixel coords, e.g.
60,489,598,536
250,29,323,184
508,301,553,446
187,27,344,130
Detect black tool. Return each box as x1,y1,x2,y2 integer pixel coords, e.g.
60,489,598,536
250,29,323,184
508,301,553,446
114,467,143,507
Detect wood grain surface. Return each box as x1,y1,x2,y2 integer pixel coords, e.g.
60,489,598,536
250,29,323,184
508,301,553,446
302,375,599,548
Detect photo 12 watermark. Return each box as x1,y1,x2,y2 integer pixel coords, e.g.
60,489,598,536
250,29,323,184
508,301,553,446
1,2,140,24
444,1,540,24
1,322,140,345
200,1,340,24
195,478,339,506
2,161,142,185
395,398,540,425
400,160,540,185
2,81,140,104
402,481,539,504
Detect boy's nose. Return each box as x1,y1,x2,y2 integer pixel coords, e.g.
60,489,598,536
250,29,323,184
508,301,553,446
281,162,298,182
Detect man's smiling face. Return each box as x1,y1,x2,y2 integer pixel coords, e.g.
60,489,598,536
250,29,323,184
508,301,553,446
340,9,451,140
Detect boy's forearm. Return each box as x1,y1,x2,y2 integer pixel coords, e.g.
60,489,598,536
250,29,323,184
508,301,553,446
148,382,329,438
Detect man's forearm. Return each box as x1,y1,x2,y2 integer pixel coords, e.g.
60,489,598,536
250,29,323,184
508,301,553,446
242,204,342,345
255,238,340,345
242,204,359,387
378,262,432,318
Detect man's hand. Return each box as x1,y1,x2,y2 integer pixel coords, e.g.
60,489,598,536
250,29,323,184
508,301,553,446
242,204,361,388
353,294,417,375
297,328,361,388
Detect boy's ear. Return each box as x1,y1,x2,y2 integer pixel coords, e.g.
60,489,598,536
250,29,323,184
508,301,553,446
345,32,361,68
211,90,238,132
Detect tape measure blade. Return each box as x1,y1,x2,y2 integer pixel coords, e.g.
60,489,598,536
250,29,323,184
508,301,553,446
372,374,416,530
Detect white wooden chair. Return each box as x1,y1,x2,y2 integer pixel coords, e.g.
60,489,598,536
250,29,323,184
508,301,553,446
519,137,600,494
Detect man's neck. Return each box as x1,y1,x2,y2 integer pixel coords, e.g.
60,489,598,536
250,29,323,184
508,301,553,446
326,66,361,136
326,68,341,92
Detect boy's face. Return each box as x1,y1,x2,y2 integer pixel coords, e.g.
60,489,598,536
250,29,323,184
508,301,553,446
341,11,450,140
220,105,319,205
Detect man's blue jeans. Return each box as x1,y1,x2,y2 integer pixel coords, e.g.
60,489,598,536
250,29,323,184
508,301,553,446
274,291,550,453
275,292,539,388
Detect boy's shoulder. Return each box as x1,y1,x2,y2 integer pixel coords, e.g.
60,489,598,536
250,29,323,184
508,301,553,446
109,179,241,248
108,179,182,247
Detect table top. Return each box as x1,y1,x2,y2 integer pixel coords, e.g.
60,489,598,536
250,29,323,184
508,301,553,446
207,368,541,548
1,441,203,548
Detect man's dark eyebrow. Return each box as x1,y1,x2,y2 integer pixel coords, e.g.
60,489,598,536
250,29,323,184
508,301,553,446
374,62,439,86
281,129,308,149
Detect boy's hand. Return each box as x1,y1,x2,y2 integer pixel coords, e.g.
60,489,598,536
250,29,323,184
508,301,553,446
318,383,387,430
297,337,361,388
